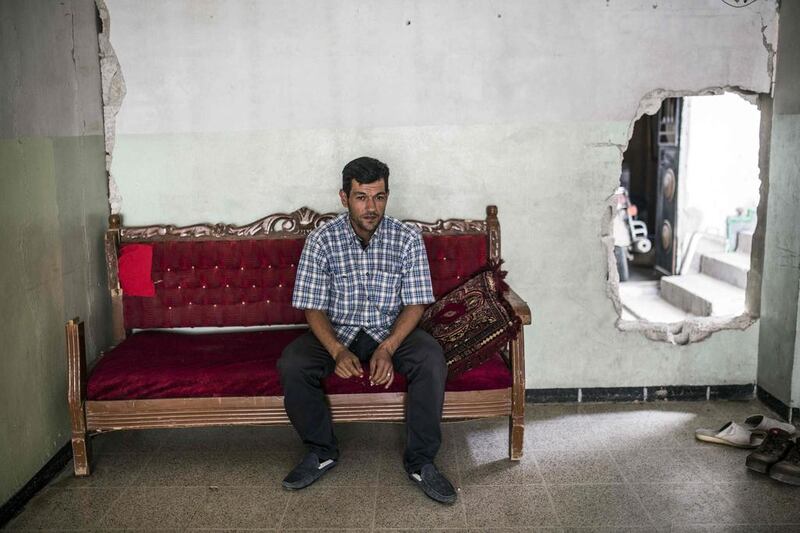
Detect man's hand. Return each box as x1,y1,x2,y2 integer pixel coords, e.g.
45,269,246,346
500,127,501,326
333,347,363,379
370,345,395,389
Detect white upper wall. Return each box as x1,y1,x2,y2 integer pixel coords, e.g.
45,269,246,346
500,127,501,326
111,0,774,136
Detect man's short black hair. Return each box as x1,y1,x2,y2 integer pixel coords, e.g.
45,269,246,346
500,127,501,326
342,157,389,195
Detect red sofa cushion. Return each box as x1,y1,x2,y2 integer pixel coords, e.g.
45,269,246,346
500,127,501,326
86,330,511,401
118,244,156,296
121,233,489,329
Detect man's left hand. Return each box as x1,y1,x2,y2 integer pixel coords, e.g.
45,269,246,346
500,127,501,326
370,346,395,389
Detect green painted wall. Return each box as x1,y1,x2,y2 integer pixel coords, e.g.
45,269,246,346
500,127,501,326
757,0,800,410
0,1,109,507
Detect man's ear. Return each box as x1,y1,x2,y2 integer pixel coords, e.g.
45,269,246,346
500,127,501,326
339,189,348,208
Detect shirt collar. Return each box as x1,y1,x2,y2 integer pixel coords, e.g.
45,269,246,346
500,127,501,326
342,214,386,249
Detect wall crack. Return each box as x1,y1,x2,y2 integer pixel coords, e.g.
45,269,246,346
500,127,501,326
96,0,125,214
759,13,777,90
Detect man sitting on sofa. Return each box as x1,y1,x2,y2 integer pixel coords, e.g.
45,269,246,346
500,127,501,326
278,156,457,504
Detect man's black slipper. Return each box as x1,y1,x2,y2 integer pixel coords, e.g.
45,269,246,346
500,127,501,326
409,463,457,504
282,452,337,490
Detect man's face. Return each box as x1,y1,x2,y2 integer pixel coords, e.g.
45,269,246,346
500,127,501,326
340,178,389,239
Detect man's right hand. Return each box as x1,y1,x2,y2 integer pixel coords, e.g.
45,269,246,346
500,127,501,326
333,347,363,379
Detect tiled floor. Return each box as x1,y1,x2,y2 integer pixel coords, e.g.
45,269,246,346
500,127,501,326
5,399,800,531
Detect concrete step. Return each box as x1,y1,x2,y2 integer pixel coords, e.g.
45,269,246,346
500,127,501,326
700,251,750,289
660,273,746,317
619,280,660,297
619,281,691,323
737,230,753,254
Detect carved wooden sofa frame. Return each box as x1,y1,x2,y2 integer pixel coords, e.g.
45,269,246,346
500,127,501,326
66,205,531,475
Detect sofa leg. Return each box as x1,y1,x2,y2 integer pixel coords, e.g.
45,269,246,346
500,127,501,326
509,415,524,460
71,434,91,476
66,319,92,476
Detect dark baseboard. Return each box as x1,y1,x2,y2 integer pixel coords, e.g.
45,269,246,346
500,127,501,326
582,387,644,402
525,388,580,403
648,385,708,401
756,385,798,423
710,384,757,401
0,442,72,529
526,384,756,404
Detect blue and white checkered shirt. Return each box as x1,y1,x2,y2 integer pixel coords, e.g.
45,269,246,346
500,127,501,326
292,213,435,346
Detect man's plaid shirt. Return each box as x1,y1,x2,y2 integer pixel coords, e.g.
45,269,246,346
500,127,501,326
292,213,435,346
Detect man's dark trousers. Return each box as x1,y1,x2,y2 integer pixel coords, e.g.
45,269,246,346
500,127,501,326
277,328,447,474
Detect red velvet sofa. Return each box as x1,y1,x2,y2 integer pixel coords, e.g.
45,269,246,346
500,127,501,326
66,206,531,475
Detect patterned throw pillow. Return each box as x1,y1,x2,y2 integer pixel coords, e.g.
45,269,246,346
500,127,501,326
420,265,521,378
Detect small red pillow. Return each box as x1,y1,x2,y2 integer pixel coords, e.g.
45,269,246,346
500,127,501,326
118,244,155,297
420,265,521,378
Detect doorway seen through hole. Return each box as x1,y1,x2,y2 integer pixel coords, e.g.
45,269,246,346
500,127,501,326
613,92,761,323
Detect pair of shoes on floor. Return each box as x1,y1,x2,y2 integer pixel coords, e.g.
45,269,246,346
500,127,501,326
282,453,458,504
746,428,800,486
695,414,796,449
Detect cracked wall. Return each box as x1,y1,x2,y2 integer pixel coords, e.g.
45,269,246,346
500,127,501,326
758,0,800,415
102,0,778,390
0,0,110,505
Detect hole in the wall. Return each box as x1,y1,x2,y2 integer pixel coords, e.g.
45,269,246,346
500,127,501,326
605,90,767,344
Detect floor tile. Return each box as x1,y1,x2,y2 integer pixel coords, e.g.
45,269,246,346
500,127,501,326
312,449,381,487
204,450,298,487
282,529,370,533
580,408,685,450
4,487,121,530
612,447,708,483
470,529,566,533
373,483,466,529
280,484,375,529
562,528,667,533
97,486,205,529
334,421,395,451
458,417,511,450
457,442,528,486
547,484,653,528
632,482,740,526
462,484,557,528
89,428,167,454
646,402,725,448
675,525,800,532
129,450,222,486
51,452,151,488
129,449,295,487
714,480,800,524
187,486,288,528
685,444,773,484
534,448,623,484
525,405,591,451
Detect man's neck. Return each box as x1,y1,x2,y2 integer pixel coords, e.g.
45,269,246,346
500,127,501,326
348,217,377,245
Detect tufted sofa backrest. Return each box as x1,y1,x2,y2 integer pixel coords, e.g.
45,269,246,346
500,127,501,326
107,207,498,337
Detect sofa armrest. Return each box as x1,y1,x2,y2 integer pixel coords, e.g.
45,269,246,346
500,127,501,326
504,287,532,325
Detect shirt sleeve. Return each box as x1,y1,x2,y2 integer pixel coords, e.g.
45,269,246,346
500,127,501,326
291,236,331,310
400,232,435,306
